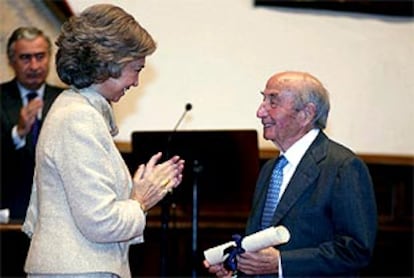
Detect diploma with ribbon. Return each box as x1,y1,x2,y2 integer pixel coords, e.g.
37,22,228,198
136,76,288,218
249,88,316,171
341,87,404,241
203,225,290,271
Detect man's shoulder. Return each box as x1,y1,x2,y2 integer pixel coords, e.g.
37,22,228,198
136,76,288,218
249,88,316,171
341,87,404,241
0,79,18,90
45,83,65,95
307,131,359,164
317,135,364,168
0,79,19,101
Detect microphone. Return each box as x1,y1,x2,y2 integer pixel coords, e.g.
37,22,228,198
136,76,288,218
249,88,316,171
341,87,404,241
165,103,192,159
172,103,192,131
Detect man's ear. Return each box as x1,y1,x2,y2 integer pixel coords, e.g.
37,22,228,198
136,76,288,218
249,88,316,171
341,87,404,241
301,102,316,126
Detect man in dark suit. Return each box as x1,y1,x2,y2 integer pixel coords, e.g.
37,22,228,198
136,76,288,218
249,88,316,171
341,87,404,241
205,71,377,277
1,27,63,220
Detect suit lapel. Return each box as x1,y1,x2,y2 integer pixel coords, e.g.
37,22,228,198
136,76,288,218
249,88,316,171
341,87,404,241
273,132,329,224
42,85,56,119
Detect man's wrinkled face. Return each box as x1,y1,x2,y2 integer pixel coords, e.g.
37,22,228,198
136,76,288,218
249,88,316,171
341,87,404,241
256,74,304,150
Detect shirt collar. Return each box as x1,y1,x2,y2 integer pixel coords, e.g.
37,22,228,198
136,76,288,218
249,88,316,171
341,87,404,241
17,82,45,99
72,86,119,137
282,128,320,167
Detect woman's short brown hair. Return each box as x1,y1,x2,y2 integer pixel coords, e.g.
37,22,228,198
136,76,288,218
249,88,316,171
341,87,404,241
56,4,156,89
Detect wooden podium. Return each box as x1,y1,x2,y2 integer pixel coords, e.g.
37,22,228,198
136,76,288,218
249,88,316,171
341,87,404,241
130,129,260,276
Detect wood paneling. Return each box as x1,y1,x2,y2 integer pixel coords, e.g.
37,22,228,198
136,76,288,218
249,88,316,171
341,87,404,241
116,140,414,166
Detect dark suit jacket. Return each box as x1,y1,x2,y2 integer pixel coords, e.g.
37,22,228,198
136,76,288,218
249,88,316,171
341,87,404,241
1,78,63,219
245,132,377,277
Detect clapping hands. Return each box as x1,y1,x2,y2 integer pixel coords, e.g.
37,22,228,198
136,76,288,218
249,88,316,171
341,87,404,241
130,152,184,211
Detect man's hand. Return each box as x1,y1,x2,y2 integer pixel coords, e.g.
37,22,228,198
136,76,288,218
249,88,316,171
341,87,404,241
203,260,234,278
237,247,280,275
17,98,43,138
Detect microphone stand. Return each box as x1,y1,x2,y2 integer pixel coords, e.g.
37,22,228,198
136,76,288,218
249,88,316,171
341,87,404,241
160,192,171,277
160,104,192,277
192,159,203,278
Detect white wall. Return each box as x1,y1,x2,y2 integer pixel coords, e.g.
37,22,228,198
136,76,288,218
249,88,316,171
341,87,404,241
3,0,413,155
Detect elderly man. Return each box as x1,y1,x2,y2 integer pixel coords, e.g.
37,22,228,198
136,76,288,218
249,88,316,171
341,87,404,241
205,71,377,277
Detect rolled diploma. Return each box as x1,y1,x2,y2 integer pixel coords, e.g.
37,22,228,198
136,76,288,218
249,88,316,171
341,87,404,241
204,225,290,265
0,209,10,224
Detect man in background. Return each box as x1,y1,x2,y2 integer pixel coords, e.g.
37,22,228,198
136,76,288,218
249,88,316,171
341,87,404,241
1,26,63,220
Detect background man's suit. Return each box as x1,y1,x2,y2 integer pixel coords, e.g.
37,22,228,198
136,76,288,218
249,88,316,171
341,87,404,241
1,78,62,219
245,132,377,277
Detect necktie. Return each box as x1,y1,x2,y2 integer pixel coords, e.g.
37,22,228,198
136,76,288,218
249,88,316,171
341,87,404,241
261,156,288,229
27,92,40,147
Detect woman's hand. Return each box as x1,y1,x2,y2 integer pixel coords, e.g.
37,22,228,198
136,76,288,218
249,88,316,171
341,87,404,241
130,152,184,211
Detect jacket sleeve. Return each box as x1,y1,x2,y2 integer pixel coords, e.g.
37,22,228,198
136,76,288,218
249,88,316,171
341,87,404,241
22,180,38,238
52,105,146,243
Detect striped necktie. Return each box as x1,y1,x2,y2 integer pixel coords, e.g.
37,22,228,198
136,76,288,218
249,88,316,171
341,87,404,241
27,92,40,147
261,156,288,229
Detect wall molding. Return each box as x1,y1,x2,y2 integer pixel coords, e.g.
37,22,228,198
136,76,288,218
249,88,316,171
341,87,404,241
115,141,414,166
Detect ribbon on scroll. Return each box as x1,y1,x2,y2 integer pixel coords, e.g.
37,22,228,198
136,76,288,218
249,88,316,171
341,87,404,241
204,225,290,270
223,234,245,271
